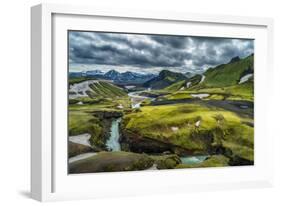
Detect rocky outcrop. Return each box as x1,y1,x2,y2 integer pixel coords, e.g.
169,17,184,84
92,110,123,119
68,142,94,158
228,155,254,166
121,130,172,153
120,129,205,156
153,154,182,169
69,151,154,174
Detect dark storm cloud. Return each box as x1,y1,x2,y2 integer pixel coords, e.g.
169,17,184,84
69,31,254,73
150,36,188,49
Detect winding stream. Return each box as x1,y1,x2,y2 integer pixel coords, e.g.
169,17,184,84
128,89,155,108
70,89,209,165
106,117,122,151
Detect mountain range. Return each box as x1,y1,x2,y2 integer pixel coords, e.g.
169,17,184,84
69,69,156,84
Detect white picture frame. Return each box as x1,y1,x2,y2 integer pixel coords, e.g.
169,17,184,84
31,3,274,202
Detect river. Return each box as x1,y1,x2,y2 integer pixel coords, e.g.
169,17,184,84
106,117,122,151
128,89,155,108
69,89,209,165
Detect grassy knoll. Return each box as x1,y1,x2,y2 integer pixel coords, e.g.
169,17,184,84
164,80,186,92
161,91,192,100
160,81,253,102
193,81,254,101
89,81,127,98
122,103,253,161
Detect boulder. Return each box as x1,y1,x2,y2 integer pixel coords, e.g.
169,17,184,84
153,154,182,169
68,141,94,158
69,151,154,174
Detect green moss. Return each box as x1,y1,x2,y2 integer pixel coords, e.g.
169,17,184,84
123,102,253,161
68,110,105,147
151,154,181,169
162,91,192,100
203,55,253,87
164,80,186,92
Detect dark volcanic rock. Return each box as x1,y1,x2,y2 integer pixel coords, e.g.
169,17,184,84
121,130,173,154
228,155,254,166
120,129,202,156
92,110,123,119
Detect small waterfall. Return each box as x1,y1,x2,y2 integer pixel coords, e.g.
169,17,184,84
106,118,122,151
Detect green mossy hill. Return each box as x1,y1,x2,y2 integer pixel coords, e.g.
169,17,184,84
69,79,127,100
69,151,154,173
164,80,186,92
176,155,230,169
69,110,109,149
87,81,127,98
122,103,253,161
190,80,254,101
143,70,187,89
202,54,254,88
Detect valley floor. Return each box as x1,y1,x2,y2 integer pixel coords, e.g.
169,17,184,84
68,83,254,173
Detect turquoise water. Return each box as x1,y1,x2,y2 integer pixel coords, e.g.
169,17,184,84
180,155,209,164
106,118,122,151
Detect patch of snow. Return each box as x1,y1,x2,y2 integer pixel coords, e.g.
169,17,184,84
179,87,185,91
116,104,124,109
132,102,141,109
124,85,136,89
171,127,179,132
69,80,98,99
239,73,253,84
199,75,206,84
69,133,92,147
69,152,97,163
191,93,210,99
186,82,192,88
195,120,201,127
128,90,154,109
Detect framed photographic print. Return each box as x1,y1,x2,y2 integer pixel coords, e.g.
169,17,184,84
31,3,274,201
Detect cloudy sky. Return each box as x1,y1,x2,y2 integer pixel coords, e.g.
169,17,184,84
69,31,254,74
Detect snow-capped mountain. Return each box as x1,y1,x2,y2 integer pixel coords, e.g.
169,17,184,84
69,69,156,83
